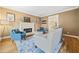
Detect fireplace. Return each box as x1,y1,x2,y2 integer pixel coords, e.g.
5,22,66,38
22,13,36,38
24,28,32,33
19,23,34,34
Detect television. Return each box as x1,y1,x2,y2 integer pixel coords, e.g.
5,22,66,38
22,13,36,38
23,17,31,22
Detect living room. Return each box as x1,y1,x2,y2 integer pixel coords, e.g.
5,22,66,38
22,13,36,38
0,6,79,53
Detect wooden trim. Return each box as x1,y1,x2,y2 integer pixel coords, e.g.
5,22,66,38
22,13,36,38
0,36,10,40
63,34,79,39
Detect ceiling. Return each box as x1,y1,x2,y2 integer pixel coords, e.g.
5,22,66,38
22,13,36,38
4,6,78,17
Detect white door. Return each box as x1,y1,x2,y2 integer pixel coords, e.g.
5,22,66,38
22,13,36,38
48,15,59,31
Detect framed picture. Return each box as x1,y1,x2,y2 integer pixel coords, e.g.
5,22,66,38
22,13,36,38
23,17,30,22
6,12,15,22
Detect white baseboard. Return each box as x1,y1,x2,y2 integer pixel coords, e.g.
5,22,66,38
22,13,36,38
63,34,79,39
0,36,10,40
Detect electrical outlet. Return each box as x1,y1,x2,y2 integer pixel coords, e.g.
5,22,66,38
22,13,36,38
67,32,69,34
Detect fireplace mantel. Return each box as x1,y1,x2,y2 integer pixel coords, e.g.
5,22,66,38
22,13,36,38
19,22,35,35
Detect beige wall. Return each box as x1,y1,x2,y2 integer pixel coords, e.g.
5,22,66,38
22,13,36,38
59,8,79,36
78,9,79,36
0,7,78,37
40,8,79,36
0,7,41,37
47,8,79,36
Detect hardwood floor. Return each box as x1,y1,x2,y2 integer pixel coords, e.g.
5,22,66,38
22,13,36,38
60,36,79,53
0,36,79,53
0,38,18,53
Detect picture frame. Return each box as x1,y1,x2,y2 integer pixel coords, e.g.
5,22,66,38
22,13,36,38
23,17,30,22
6,12,15,22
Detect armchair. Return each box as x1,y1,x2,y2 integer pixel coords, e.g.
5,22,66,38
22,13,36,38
10,29,26,41
37,27,48,34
